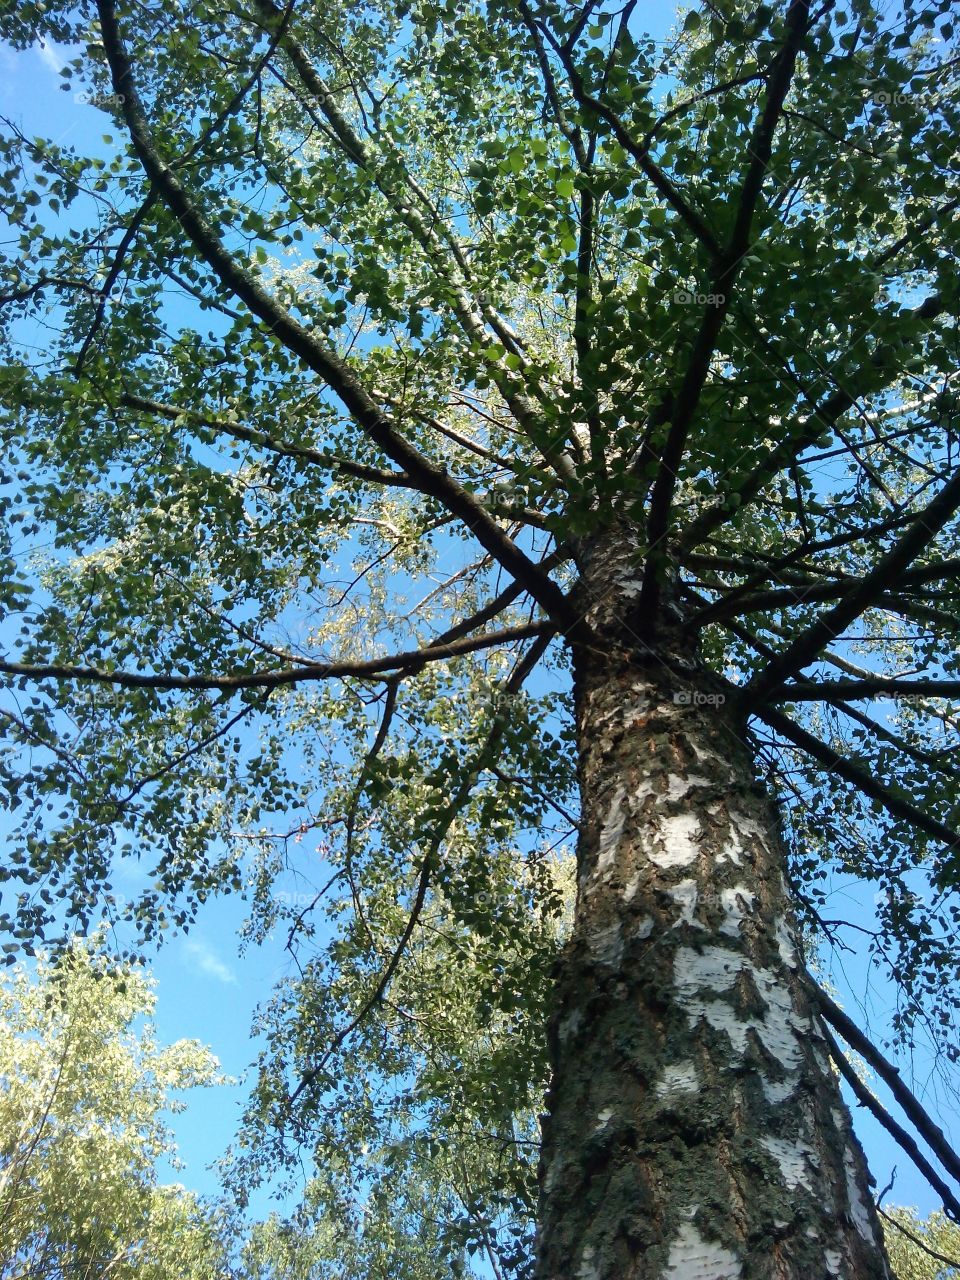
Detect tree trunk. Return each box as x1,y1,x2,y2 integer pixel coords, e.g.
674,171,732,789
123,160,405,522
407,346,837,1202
534,543,892,1280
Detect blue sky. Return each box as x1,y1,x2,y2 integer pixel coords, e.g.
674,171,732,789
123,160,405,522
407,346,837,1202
1,4,955,1246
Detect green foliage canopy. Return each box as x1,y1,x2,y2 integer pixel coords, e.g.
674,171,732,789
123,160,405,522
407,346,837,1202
0,0,958,1270
0,940,230,1280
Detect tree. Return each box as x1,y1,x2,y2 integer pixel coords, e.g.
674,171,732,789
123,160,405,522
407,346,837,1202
237,1172,468,1280
0,940,231,1279
0,0,958,1274
883,1209,960,1280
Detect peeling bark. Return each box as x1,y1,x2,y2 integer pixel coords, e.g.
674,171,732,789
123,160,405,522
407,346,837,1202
534,539,892,1280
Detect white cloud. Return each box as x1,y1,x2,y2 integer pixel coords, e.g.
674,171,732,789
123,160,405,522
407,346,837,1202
36,40,63,74
183,937,237,986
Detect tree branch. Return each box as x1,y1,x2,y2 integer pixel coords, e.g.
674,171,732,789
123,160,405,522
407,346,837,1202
93,0,582,636
877,1206,960,1270
816,987,960,1189
822,1024,960,1222
0,276,101,306
117,391,420,489
677,293,947,555
689,555,960,626
634,0,812,633
286,628,554,1109
753,703,959,854
776,677,960,702
746,465,960,703
255,0,581,478
74,193,157,375
544,15,721,258
687,505,920,579
0,622,552,693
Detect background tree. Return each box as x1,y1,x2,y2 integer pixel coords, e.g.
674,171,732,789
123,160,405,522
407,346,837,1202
0,0,959,1275
882,1209,960,1280
0,940,231,1280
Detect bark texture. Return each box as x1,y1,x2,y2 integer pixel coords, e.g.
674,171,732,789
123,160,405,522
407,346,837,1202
535,541,892,1280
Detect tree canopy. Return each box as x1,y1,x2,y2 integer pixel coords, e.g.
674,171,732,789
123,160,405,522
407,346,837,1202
0,0,959,1271
0,940,230,1280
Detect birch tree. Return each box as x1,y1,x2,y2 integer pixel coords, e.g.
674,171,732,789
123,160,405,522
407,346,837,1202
0,942,229,1279
882,1210,960,1280
0,0,959,1275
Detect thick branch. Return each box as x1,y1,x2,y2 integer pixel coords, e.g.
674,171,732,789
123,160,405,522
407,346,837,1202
118,391,420,489
816,987,960,1189
93,0,582,636
747,465,960,702
0,622,551,693
777,677,960,702
754,704,959,853
823,1026,960,1222
678,293,947,554
634,0,812,631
